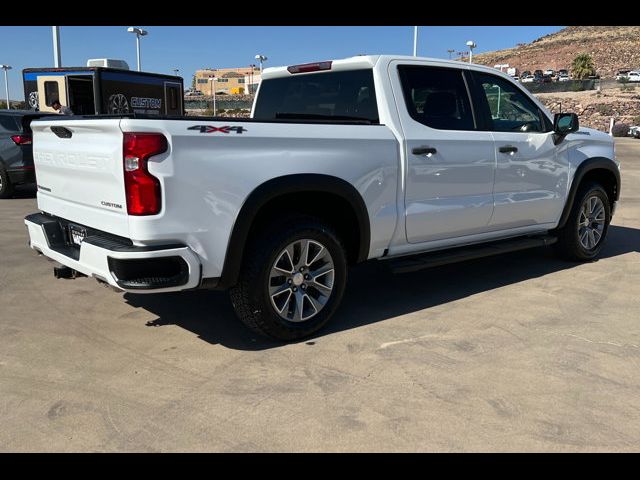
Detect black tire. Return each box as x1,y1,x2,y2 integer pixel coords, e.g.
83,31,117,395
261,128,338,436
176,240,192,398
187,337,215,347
555,182,611,261
0,166,14,199
229,215,347,341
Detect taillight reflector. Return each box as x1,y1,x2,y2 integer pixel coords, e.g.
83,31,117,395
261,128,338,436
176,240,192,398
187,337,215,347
11,135,32,145
123,132,168,216
287,61,333,74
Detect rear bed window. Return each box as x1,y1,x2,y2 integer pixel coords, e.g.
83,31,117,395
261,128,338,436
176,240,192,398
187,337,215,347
253,69,379,124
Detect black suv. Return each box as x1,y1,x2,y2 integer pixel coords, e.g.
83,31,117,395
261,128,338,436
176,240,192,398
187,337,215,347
0,110,49,198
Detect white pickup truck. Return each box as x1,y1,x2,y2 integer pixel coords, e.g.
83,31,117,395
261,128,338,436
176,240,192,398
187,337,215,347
25,55,620,341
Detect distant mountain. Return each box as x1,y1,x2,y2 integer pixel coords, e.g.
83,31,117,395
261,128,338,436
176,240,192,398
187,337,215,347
473,26,640,78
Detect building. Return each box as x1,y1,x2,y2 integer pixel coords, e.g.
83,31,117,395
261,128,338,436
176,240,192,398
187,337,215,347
244,73,261,94
195,66,261,95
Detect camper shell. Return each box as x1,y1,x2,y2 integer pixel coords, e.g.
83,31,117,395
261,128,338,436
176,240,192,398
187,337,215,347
23,67,184,116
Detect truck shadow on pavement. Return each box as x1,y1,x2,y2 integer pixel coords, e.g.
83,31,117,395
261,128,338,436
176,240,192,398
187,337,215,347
124,224,640,351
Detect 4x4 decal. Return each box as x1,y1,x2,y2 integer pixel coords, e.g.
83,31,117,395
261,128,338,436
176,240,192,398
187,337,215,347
188,125,247,134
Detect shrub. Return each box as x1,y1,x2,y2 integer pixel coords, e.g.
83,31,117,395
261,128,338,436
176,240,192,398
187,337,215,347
569,81,586,92
595,104,614,115
611,123,630,137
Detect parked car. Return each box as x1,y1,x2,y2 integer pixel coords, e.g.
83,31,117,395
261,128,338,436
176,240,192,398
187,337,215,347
627,71,640,83
544,69,555,77
558,73,570,82
616,70,631,81
25,55,620,341
628,126,640,138
521,74,535,83
558,69,569,76
534,69,544,78
541,75,553,83
521,70,532,78
0,110,49,198
512,75,520,81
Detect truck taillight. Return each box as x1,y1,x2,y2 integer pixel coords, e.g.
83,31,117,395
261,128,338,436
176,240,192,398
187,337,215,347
123,133,167,216
11,135,32,145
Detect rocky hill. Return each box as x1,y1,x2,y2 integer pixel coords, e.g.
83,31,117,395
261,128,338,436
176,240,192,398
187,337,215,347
473,26,640,78
537,89,640,132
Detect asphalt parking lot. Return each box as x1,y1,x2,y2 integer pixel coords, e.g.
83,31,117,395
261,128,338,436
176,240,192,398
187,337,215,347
1,138,639,452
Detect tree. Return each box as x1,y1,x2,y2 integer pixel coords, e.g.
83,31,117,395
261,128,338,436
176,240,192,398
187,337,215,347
191,74,196,90
571,53,596,80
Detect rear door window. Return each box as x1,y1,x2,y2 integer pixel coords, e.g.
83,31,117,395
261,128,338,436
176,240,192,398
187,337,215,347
253,69,379,123
397,65,476,131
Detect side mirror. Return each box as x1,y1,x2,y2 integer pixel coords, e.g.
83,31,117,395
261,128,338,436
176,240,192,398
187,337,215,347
554,112,579,135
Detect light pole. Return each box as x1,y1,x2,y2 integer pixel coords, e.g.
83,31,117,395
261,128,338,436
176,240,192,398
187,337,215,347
52,26,61,67
209,77,217,116
0,65,11,110
127,27,148,72
447,49,455,60
466,40,476,63
413,26,418,57
172,68,179,76
255,54,267,73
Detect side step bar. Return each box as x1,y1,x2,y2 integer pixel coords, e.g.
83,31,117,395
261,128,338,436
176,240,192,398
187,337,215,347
388,235,558,274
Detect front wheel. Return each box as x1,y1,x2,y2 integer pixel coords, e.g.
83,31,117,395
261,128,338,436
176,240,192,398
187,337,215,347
555,182,611,261
230,215,347,341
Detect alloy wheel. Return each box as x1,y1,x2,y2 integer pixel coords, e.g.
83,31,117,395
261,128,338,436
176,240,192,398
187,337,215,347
268,239,335,322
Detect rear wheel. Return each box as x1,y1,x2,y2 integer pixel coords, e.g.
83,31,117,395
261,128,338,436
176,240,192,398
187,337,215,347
0,166,14,199
555,182,610,261
230,215,347,341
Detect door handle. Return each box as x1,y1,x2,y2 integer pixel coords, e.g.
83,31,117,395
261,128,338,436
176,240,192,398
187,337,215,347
412,146,437,156
499,145,518,154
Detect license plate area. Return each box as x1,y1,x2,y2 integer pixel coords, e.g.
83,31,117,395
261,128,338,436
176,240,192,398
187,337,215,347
67,223,87,246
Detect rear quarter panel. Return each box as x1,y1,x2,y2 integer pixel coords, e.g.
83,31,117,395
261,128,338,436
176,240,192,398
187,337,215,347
120,119,400,278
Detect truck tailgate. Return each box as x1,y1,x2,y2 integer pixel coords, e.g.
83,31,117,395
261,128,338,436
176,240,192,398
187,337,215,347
31,118,129,238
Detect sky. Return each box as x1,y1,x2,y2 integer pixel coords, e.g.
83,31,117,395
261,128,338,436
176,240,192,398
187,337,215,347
0,25,563,101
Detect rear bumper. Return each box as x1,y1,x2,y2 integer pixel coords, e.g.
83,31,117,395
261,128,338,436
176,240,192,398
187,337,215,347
25,212,202,293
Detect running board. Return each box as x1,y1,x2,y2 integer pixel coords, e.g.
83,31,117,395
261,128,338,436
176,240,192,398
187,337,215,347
388,235,558,274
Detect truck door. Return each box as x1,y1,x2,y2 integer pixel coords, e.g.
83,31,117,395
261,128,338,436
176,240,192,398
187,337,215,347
468,71,568,228
391,62,496,244
164,82,182,115
37,76,68,113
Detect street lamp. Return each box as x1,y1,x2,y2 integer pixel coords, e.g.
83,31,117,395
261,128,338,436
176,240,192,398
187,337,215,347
172,68,179,76
0,65,11,110
52,27,61,67
466,40,477,63
447,49,455,60
255,54,267,73
209,77,218,116
127,27,148,71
